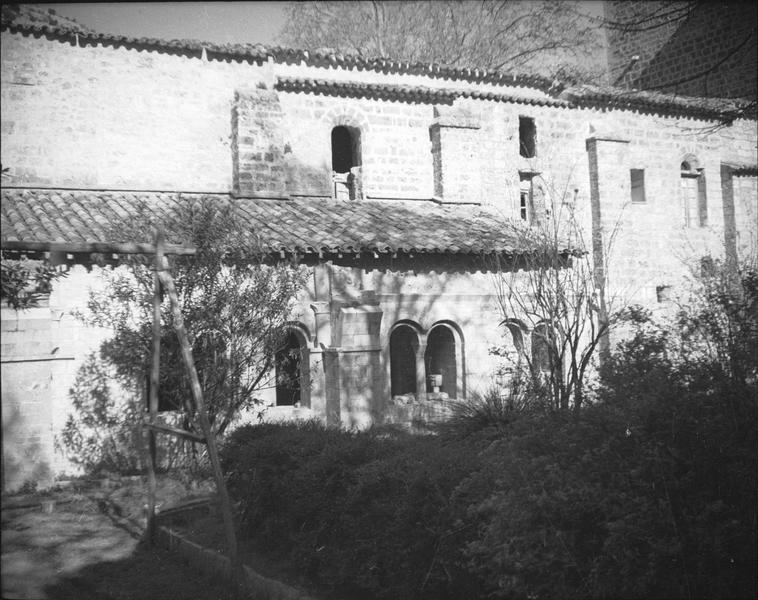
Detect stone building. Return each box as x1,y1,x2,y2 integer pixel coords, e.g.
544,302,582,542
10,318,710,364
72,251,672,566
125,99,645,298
605,1,757,99
1,17,756,491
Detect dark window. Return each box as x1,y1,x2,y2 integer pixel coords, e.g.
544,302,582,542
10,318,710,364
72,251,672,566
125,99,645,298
331,125,360,173
531,323,553,376
275,331,304,406
331,125,362,201
519,116,536,158
630,169,646,203
424,326,457,398
390,326,418,397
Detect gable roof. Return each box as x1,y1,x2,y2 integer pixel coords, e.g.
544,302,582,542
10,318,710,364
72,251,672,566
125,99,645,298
0,188,556,259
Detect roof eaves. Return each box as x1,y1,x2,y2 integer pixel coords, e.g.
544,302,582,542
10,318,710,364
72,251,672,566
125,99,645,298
275,77,571,108
1,20,553,92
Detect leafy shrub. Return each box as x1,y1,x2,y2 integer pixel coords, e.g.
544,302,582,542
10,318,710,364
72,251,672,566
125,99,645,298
220,264,757,599
222,422,489,599
59,352,192,475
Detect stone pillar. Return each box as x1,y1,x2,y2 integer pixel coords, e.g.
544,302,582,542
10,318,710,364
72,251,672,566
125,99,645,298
310,302,332,348
586,134,630,357
232,88,287,197
429,105,482,203
721,164,738,270
322,348,341,427
415,341,428,401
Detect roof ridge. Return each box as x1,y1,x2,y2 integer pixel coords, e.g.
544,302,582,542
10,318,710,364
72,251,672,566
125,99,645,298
0,19,555,91
2,21,752,121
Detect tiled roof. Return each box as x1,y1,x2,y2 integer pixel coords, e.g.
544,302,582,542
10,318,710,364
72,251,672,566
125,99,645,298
3,19,752,123
276,77,569,108
562,84,752,121
0,20,553,91
723,163,758,176
1,188,548,258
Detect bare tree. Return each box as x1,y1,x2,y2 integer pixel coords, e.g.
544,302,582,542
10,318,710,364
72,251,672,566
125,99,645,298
490,176,623,413
281,1,606,82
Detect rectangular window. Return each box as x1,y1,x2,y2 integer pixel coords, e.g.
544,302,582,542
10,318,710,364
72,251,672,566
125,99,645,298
519,175,532,222
519,116,536,158
681,171,706,227
630,169,645,203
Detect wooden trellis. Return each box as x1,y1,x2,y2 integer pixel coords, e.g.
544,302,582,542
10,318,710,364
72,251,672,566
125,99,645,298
142,229,242,591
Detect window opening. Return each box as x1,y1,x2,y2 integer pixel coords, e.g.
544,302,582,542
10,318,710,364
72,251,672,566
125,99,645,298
424,326,457,398
390,326,418,397
630,169,646,204
331,125,362,200
519,174,533,222
531,323,554,377
681,162,707,227
519,116,536,158
275,330,304,406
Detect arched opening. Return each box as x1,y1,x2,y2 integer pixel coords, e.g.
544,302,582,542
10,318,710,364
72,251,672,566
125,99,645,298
425,326,457,399
331,125,360,173
275,330,307,406
531,322,554,377
390,325,418,397
681,157,707,228
331,125,362,201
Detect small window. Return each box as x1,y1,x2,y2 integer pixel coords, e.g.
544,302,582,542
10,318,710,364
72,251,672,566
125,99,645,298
519,174,533,223
630,169,645,204
331,125,362,200
519,116,536,158
681,162,707,227
656,285,671,303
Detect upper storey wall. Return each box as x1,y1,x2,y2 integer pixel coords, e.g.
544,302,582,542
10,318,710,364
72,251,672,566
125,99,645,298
1,30,755,212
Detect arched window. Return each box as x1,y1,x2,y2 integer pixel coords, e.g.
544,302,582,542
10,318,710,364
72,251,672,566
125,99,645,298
390,325,419,397
531,322,554,377
681,158,707,227
275,330,309,406
331,125,362,200
425,325,458,399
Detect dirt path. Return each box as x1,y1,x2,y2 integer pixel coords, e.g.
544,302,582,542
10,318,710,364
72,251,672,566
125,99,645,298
2,493,234,600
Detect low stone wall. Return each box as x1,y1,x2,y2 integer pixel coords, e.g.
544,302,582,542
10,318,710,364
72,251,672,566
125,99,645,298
384,397,456,429
156,526,316,600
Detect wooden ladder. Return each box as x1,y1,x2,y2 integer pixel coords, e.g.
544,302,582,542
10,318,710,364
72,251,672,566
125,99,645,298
142,229,242,593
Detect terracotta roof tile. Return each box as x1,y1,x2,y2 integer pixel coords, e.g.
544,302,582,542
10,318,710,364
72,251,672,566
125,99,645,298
1,188,553,257
275,77,569,107
3,21,752,121
562,84,753,120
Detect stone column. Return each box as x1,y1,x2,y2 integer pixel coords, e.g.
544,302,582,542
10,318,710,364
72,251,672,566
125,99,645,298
586,134,630,357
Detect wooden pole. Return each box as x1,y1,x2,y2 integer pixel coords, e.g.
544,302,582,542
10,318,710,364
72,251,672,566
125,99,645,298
146,229,164,544
156,256,242,593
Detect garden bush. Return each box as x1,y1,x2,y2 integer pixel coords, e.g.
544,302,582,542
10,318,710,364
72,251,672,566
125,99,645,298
220,266,757,599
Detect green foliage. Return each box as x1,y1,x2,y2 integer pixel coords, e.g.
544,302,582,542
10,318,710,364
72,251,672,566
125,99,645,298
73,197,308,441
0,255,67,310
59,352,195,475
220,262,757,599
222,422,488,600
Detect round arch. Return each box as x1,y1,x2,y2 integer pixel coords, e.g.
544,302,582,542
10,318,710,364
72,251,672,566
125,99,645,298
424,320,465,399
389,322,422,397
275,322,312,407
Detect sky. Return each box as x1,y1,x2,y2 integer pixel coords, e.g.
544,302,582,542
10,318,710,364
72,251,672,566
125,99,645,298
45,2,289,45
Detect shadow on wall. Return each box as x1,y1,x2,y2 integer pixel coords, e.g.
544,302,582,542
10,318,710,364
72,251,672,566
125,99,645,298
324,256,495,429
1,398,53,492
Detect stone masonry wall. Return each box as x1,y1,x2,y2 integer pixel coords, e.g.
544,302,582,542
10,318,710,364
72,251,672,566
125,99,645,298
604,1,757,99
604,1,688,87
636,2,757,99
1,27,757,487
